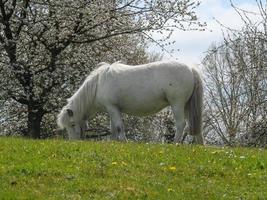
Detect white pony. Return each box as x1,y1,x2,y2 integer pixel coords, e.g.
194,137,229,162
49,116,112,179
57,61,204,144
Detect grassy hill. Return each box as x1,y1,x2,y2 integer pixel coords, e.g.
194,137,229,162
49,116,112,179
0,137,266,199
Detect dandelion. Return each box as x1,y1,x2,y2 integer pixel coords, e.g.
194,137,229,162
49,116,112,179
111,161,117,165
169,166,176,171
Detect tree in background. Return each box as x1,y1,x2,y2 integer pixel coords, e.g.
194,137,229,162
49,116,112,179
203,0,267,146
0,0,204,138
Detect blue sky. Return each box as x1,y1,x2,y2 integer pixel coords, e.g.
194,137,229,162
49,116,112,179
150,0,261,65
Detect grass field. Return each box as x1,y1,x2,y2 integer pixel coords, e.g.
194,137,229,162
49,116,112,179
0,137,266,199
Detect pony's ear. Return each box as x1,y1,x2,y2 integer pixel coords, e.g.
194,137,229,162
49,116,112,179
66,109,74,117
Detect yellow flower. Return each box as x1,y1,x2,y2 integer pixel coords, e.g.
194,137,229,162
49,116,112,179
169,166,176,171
111,161,118,165
167,188,174,192
122,161,127,166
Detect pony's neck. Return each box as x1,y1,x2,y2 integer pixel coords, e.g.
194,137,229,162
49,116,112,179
68,63,110,122
69,75,98,121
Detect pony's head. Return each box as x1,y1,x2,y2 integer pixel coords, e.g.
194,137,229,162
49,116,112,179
57,107,88,139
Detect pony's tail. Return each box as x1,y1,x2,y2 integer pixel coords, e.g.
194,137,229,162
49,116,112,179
187,68,204,145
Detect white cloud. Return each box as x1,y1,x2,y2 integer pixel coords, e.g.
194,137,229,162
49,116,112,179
149,0,261,65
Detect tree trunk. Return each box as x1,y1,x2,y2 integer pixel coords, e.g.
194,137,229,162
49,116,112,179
27,108,44,139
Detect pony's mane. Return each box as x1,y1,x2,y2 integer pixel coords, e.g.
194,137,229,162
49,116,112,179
57,62,110,128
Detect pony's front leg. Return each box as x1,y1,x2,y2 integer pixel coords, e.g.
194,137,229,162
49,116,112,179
107,106,127,141
80,120,89,139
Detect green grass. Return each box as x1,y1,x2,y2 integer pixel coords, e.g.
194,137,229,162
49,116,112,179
0,137,267,200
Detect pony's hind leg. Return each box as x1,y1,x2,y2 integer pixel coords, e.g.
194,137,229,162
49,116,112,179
171,103,186,143
107,106,127,141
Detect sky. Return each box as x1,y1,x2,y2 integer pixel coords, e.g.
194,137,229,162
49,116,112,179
150,0,261,65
